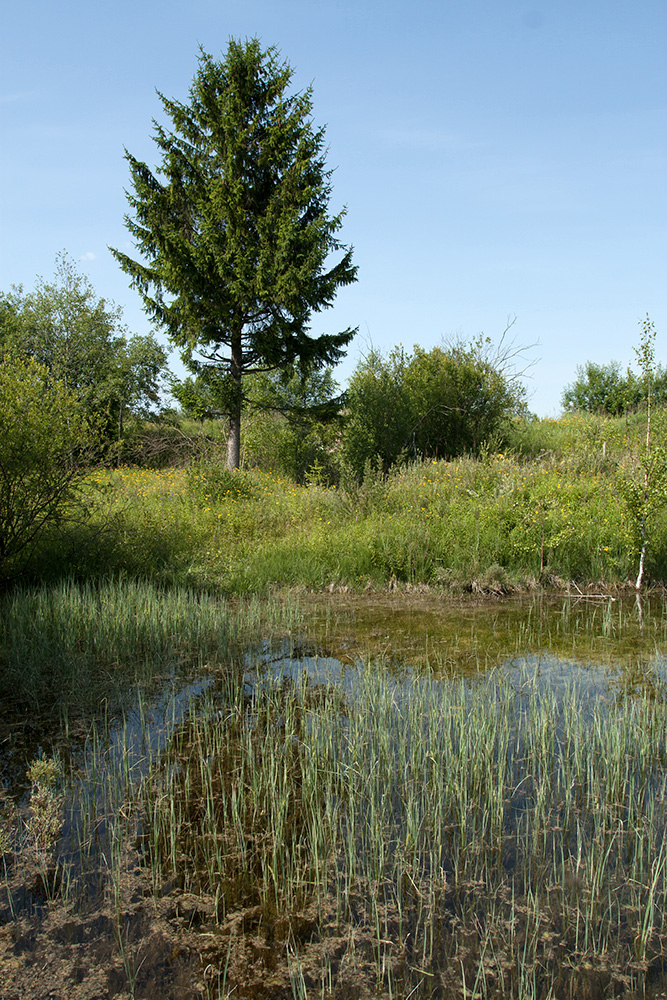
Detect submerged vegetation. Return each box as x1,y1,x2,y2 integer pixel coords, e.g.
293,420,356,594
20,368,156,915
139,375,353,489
142,665,667,998
3,589,667,997
1,581,667,997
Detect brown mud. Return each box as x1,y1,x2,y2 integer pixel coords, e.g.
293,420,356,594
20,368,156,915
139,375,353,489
0,840,409,1000
4,838,667,1000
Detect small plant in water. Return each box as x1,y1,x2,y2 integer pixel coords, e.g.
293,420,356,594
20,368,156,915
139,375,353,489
26,756,64,852
0,788,18,855
20,755,66,904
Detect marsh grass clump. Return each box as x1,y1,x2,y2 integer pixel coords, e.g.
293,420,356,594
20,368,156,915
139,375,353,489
140,665,667,998
25,757,64,852
141,676,345,913
0,577,302,717
0,755,66,923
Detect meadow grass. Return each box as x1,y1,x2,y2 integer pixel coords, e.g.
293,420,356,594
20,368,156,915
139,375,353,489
55,435,667,594
507,408,651,467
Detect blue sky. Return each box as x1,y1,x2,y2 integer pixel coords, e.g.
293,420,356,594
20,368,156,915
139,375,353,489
1,0,665,415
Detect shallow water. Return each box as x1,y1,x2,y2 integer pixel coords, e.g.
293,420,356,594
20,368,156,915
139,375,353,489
4,591,667,999
4,591,667,797
299,590,667,672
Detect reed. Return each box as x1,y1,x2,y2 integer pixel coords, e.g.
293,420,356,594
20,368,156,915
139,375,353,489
5,591,667,996
0,577,302,715
135,662,667,997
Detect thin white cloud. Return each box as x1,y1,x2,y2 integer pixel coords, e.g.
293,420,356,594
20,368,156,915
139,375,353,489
79,252,96,262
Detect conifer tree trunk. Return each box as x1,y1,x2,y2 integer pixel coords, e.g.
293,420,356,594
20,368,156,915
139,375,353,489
226,334,243,471
226,403,241,471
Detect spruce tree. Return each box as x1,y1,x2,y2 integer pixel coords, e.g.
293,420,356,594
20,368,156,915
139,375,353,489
112,39,357,469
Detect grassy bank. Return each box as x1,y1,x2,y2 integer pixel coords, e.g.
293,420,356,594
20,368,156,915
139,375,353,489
30,417,662,593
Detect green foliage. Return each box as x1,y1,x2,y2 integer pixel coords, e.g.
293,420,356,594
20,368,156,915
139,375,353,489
170,367,234,423
83,445,648,594
117,332,170,421
0,356,95,580
112,39,357,470
186,462,256,502
562,337,667,417
243,409,340,483
23,397,667,594
0,289,22,349
341,347,413,475
618,443,667,548
172,364,344,481
243,367,343,482
2,254,169,442
343,338,526,475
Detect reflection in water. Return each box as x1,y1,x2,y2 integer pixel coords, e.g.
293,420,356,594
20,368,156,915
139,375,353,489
3,592,667,998
3,592,667,797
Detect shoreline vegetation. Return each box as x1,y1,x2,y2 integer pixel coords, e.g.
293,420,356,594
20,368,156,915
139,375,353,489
14,407,667,597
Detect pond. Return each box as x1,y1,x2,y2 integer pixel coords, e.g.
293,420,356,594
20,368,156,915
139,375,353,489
2,588,667,1000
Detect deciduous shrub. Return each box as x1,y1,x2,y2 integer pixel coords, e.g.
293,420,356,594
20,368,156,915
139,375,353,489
0,356,95,580
342,339,526,476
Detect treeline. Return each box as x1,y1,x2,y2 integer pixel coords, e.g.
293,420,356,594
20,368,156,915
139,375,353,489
562,331,667,416
1,257,661,489
170,336,529,483
0,255,531,480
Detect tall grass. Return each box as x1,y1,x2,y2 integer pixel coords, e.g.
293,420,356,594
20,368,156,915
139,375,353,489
0,577,302,715
70,417,663,591
12,406,667,593
148,455,660,591
507,408,650,466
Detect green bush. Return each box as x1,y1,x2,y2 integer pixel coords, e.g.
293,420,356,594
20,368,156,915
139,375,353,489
562,358,667,416
1,254,168,445
342,339,525,476
0,356,95,580
241,367,343,483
